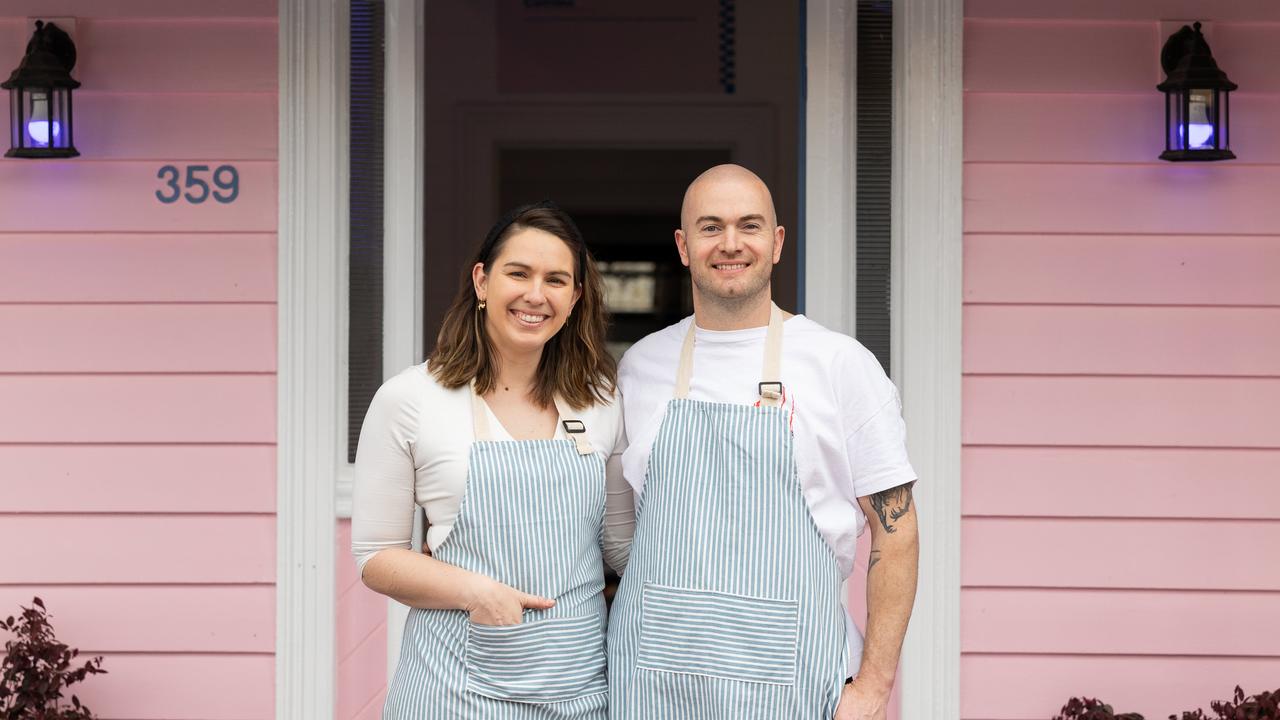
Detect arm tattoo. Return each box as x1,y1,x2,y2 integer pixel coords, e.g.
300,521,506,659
869,482,914,534
868,549,882,572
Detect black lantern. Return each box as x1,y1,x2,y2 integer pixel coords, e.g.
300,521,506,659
1158,22,1236,162
3,20,80,159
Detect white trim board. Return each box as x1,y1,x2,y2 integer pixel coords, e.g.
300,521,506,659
803,0,857,336
277,0,347,717
804,1,962,717
380,0,427,682
892,0,964,717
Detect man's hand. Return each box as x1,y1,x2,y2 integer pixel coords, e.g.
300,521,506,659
835,675,891,720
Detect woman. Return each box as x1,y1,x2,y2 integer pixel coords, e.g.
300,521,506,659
351,202,633,719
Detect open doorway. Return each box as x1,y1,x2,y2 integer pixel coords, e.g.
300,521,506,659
422,0,802,352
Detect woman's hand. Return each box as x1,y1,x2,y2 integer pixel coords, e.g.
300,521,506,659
464,576,556,626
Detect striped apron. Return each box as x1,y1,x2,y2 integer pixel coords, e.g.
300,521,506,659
383,390,609,720
608,304,850,719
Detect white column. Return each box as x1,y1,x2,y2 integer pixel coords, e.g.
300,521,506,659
892,0,964,717
277,0,348,717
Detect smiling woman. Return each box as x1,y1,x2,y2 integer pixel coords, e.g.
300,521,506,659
350,201,634,719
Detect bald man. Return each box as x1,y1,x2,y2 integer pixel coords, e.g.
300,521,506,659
607,165,919,720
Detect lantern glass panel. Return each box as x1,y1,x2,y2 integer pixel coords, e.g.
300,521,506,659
1221,91,1230,149
8,89,19,150
53,87,70,149
1186,88,1216,150
1167,92,1185,151
23,87,53,148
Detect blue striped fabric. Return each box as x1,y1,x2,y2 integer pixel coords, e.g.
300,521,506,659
637,584,799,685
384,438,609,719
467,614,608,703
608,399,850,719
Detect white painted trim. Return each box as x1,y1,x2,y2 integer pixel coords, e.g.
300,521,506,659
892,0,964,718
381,0,426,681
277,0,347,717
803,0,857,336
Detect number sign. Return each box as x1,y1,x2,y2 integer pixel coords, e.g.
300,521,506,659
156,165,240,204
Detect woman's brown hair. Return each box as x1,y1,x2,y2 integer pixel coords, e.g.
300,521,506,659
427,201,617,410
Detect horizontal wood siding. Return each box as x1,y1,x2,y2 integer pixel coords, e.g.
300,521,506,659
962,6,1280,720
0,4,277,719
336,521,387,720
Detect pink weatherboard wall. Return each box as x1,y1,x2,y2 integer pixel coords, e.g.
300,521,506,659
0,2,278,718
962,2,1280,719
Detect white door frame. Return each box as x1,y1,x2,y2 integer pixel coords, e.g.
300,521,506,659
276,0,960,715
805,0,962,717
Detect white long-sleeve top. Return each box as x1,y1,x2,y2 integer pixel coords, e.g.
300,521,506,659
351,363,635,576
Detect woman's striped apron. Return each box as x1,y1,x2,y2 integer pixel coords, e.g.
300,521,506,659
608,304,850,719
383,389,609,719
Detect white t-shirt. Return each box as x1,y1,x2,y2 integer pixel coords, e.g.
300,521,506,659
618,314,916,578
350,364,634,575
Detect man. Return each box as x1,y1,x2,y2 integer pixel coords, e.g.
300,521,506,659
608,164,918,719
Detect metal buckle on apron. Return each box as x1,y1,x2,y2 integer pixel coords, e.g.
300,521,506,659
562,419,593,455
757,381,784,401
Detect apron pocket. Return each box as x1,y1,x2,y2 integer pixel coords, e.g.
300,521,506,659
465,614,607,704
637,583,800,686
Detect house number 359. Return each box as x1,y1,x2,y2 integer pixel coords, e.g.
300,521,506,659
155,164,240,204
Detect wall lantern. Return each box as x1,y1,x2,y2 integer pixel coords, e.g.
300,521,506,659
1158,21,1236,162
3,20,80,159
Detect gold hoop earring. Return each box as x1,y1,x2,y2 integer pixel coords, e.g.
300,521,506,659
478,300,486,310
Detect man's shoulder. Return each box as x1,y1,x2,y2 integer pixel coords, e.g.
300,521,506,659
784,315,870,362
784,316,893,392
618,316,692,375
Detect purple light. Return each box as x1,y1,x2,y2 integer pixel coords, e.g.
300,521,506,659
1188,123,1214,149
1177,122,1215,150
26,119,61,147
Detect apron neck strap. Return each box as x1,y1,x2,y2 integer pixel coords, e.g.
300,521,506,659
674,302,786,407
471,382,594,455
470,381,493,441
552,394,594,456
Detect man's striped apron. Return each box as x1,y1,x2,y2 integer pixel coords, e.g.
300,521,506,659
608,304,850,719
383,390,609,719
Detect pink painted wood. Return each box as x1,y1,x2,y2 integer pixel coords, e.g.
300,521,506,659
962,518,1280,590
76,653,274,720
75,19,277,93
964,93,1280,164
0,0,276,17
964,20,1158,94
0,586,273,652
964,235,1280,306
962,447,1280,519
963,7,1280,718
966,0,1280,22
962,588,1280,655
963,305,1280,376
0,162,277,233
0,93,280,161
0,375,276,443
963,376,1280,448
962,655,1280,720
336,521,388,720
965,164,1280,235
2,304,276,372
0,515,275,584
1214,23,1280,94
0,234,276,303
0,5,280,718
0,445,275,513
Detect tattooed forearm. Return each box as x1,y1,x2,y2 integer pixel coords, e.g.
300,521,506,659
869,482,914,534
868,548,882,572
